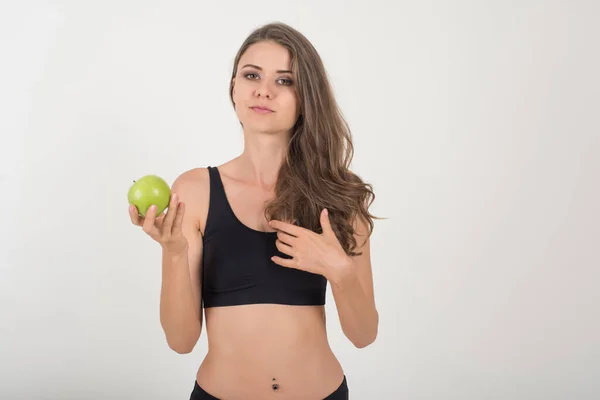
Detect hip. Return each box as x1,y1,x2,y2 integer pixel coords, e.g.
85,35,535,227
194,347,345,400
191,372,348,400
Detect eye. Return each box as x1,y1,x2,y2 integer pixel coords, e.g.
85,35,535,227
278,78,294,86
243,72,293,86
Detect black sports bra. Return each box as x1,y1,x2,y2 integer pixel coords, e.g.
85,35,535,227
201,166,327,308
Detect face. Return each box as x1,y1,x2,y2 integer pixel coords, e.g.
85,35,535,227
231,41,300,135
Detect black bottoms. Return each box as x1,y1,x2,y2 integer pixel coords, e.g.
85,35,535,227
190,375,349,399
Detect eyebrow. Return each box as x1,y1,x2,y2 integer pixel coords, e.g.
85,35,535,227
241,64,293,74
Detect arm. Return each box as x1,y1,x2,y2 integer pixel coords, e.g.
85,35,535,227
159,173,204,354
329,216,379,348
269,209,379,349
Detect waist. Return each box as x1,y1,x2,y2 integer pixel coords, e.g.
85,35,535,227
197,304,343,398
204,303,329,355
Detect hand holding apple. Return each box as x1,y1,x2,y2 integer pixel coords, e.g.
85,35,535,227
128,175,188,253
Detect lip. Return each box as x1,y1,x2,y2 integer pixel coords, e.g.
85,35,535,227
250,106,274,113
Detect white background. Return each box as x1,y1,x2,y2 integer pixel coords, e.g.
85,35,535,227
1,1,599,399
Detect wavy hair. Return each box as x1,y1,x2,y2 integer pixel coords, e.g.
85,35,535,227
229,22,379,256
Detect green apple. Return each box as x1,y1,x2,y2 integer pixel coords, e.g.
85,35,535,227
128,175,171,217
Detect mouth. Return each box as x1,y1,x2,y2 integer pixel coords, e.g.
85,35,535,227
250,106,274,113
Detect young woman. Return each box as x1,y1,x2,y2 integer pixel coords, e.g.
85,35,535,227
129,22,379,400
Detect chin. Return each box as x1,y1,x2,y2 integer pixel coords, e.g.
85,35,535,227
242,121,291,134
248,126,287,135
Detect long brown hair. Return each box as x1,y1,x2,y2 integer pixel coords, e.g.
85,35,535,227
229,22,379,257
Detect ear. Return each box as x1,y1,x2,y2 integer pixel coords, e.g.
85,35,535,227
231,78,237,107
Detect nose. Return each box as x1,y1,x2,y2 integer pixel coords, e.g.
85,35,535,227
255,81,274,99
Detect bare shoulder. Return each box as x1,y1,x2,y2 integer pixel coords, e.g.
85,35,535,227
171,167,211,235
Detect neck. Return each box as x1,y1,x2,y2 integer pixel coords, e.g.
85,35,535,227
237,130,290,189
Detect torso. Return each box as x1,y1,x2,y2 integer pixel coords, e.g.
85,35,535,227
191,160,345,400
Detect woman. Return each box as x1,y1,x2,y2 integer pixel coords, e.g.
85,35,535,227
129,22,379,400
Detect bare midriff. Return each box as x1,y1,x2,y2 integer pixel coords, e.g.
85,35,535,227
195,303,345,400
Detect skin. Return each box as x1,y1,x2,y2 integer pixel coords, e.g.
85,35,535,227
136,40,378,399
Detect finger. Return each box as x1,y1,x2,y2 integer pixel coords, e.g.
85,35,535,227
155,213,166,227
319,208,334,236
161,193,179,232
142,205,158,236
129,205,142,226
171,202,185,235
271,255,296,269
269,220,304,237
275,239,294,257
277,230,296,246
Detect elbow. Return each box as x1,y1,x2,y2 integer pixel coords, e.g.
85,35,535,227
352,331,378,349
170,345,194,354
351,313,379,349
169,344,192,354
165,326,201,354
167,336,198,354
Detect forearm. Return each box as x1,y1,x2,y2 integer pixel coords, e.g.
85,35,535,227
159,248,201,353
329,265,379,348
